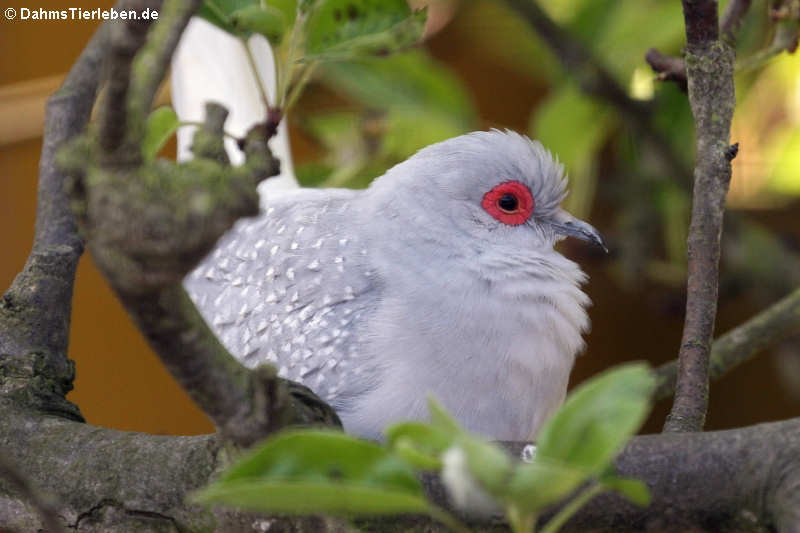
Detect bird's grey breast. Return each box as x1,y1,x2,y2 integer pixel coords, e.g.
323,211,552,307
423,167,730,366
185,188,383,412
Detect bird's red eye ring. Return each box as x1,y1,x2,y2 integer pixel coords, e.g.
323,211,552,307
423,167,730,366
481,181,534,226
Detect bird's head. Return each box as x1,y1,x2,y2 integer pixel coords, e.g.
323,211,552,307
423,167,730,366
368,129,606,255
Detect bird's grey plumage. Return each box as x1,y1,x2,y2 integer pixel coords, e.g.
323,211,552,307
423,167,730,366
186,130,597,441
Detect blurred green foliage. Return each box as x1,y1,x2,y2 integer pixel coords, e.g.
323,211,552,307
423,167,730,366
194,363,655,533
293,0,799,291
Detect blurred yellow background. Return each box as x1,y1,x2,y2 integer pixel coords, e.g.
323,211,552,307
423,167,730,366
1,0,797,436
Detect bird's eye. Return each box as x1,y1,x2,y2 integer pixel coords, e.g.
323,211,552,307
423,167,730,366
498,193,518,213
481,181,534,226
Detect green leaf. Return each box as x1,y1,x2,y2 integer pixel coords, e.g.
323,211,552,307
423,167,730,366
321,50,472,120
268,0,298,27
505,459,588,512
422,399,512,495
304,0,426,59
219,430,420,490
599,475,651,507
194,481,431,515
385,422,454,470
142,106,179,162
198,0,257,35
536,363,656,474
456,436,513,495
193,430,427,515
199,0,295,41
229,5,288,44
427,397,463,435
392,437,444,470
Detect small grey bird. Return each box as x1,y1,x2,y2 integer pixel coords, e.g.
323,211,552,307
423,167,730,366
186,130,603,441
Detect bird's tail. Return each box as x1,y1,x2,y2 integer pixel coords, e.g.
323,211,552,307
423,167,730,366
171,17,298,194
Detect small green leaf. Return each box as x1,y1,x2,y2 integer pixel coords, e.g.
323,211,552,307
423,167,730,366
218,430,420,491
385,421,454,470
600,475,651,506
304,0,426,59
505,459,588,511
198,0,257,35
427,397,463,435
143,106,179,161
456,436,513,495
194,430,427,516
321,51,474,121
536,363,656,474
230,5,288,44
268,0,298,27
193,481,430,515
392,437,443,470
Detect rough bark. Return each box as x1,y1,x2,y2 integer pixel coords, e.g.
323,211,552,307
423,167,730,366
1,404,798,532
0,14,111,424
664,0,736,433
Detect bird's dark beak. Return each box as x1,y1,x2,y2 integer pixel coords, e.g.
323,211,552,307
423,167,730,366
549,209,608,253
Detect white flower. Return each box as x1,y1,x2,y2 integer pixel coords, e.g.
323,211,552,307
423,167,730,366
441,446,501,516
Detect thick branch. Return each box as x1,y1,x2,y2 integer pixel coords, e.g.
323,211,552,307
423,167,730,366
664,0,737,433
59,0,335,445
655,286,800,399
0,452,65,533
2,406,799,532
124,283,339,445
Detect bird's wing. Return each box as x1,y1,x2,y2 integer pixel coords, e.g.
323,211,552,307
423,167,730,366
171,17,297,193
185,188,383,410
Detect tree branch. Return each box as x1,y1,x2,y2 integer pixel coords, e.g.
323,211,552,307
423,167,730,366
664,0,737,433
0,13,116,422
644,48,687,91
99,0,161,156
647,0,752,91
2,405,799,532
655,286,800,399
56,0,338,446
0,452,65,533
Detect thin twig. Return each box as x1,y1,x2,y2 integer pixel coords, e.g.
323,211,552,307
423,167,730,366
539,483,605,533
655,286,800,399
241,38,272,108
720,0,753,44
663,0,737,433
648,0,752,90
129,0,204,123
99,0,161,155
645,48,687,91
